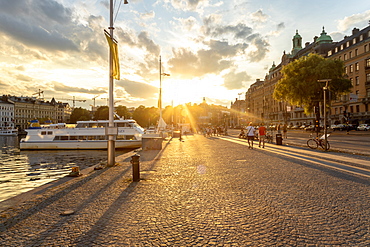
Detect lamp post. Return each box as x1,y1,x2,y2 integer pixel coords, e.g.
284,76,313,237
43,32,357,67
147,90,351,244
318,79,332,151
158,56,170,132
107,0,128,167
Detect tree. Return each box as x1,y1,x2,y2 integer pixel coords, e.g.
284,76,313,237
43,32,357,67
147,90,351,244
94,106,109,120
115,105,132,119
132,105,159,127
70,107,91,123
273,53,352,115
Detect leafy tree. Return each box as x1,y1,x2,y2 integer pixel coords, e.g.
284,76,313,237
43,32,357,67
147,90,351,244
70,107,91,123
274,53,352,115
132,105,159,127
94,106,109,120
115,105,132,119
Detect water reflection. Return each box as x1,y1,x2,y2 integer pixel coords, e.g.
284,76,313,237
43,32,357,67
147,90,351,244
0,136,131,202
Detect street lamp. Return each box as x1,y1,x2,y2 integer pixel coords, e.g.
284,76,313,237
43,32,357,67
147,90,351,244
318,79,332,151
158,56,170,132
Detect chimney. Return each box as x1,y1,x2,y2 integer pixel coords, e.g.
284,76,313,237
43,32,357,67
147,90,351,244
313,36,318,42
352,28,360,35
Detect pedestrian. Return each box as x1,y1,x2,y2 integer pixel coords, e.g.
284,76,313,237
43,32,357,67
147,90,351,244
245,122,256,149
258,123,266,148
283,123,287,139
277,124,281,134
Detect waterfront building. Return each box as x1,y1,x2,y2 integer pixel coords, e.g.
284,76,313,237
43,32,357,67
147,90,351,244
2,95,72,130
0,96,15,129
243,24,370,127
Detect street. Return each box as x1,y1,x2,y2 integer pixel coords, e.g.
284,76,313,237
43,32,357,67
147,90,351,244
0,133,369,246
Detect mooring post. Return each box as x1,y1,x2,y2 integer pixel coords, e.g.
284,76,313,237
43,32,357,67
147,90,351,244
130,154,140,182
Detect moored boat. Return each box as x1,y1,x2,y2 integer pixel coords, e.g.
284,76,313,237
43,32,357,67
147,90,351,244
0,127,18,136
20,119,144,150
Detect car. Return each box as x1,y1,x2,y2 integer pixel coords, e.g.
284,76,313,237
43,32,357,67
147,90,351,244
291,125,300,130
332,124,346,131
357,124,370,131
305,125,315,131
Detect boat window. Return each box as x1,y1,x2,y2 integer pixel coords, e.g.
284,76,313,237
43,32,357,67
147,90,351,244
61,136,68,140
47,131,53,135
126,135,135,140
70,136,78,140
78,136,86,140
98,135,106,140
116,135,125,140
54,136,61,140
116,123,128,127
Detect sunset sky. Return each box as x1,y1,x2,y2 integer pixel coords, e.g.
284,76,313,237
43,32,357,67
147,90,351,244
0,0,369,109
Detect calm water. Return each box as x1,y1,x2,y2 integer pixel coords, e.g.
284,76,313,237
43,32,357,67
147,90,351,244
0,136,130,203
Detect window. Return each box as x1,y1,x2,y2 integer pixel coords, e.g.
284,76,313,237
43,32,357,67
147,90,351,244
360,35,363,41
355,49,358,56
353,38,356,44
335,47,338,53
356,76,359,85
356,105,359,113
366,58,370,68
356,90,359,95
347,41,350,47
345,66,348,74
328,50,332,56
355,62,359,71
367,73,370,82
367,89,370,98
350,78,353,85
350,105,354,113
344,54,347,60
349,51,352,59
349,64,353,73
341,44,344,50
365,44,368,52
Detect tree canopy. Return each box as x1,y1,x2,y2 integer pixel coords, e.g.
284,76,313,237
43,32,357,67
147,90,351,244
70,107,91,123
273,53,352,114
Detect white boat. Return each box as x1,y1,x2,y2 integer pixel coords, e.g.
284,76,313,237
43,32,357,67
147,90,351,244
20,119,144,150
0,127,18,136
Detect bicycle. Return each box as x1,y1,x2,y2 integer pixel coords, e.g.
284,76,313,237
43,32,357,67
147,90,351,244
307,134,330,150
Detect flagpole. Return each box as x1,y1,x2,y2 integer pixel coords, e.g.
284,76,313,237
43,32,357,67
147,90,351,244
159,56,163,124
107,0,115,166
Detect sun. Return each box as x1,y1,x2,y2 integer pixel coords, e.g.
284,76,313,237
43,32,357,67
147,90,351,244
161,76,233,107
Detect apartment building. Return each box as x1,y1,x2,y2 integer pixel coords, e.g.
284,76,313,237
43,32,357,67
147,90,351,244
2,95,72,130
243,24,370,126
0,97,15,129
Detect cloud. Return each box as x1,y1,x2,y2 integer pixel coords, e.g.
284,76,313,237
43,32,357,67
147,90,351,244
52,81,106,95
138,32,161,56
251,10,269,23
223,70,251,90
169,0,208,11
116,79,158,99
168,39,248,78
337,10,370,32
246,33,270,62
203,15,253,40
140,11,155,20
16,74,33,82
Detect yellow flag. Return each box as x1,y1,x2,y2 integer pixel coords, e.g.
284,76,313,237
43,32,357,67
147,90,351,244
104,31,120,80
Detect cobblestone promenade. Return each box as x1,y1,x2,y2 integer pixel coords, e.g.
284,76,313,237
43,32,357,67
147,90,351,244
0,134,369,246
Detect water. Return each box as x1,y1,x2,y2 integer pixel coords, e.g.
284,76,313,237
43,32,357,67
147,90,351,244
0,136,131,203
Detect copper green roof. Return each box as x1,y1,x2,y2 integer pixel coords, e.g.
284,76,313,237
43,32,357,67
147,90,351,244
316,26,333,44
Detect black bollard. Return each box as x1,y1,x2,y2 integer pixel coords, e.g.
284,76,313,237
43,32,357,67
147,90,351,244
130,154,140,182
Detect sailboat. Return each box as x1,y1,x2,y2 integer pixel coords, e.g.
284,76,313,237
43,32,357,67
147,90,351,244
157,56,169,133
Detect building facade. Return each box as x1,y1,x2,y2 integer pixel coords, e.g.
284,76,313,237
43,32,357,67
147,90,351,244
2,95,72,130
244,24,370,127
0,97,15,129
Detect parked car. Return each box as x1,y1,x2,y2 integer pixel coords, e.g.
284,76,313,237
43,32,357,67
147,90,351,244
332,124,346,131
291,125,300,130
357,124,370,131
305,125,315,131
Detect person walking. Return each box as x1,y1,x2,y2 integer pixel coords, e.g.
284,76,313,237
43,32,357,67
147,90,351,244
283,123,288,139
258,123,266,148
246,122,256,149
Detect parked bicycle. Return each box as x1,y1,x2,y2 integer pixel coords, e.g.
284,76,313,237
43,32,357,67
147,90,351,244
307,134,330,150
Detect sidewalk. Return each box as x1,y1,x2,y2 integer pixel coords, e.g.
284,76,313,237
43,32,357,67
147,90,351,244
0,134,369,246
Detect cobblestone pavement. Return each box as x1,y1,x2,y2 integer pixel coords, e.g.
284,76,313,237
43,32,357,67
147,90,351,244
0,134,369,246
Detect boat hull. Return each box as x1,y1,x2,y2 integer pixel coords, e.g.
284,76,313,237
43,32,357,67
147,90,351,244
20,140,141,150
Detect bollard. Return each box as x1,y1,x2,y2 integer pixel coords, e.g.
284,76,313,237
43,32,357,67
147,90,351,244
68,166,81,177
130,154,140,182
